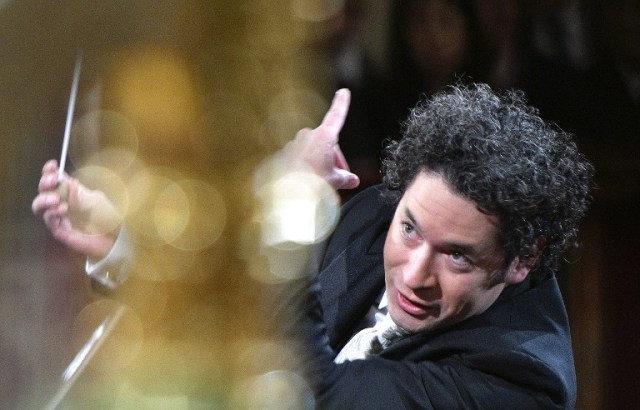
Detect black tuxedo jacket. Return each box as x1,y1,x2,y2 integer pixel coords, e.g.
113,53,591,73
283,185,577,409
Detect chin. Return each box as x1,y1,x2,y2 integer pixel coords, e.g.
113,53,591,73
405,321,442,335
391,309,441,334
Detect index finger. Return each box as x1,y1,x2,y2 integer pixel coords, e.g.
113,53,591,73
320,88,351,135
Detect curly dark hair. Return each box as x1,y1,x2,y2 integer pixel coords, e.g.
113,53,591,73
382,83,594,277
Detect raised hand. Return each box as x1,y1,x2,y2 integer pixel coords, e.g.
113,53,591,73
285,89,360,190
32,160,122,260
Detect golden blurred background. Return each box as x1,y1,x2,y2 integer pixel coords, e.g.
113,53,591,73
0,0,383,407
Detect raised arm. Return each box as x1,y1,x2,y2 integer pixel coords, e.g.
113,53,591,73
283,89,360,190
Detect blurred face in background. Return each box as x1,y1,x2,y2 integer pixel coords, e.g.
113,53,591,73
472,0,520,50
604,0,640,68
405,0,468,85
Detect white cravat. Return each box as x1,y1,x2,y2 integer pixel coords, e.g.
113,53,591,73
334,308,408,364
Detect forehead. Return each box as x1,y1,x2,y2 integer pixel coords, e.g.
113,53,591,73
400,172,501,245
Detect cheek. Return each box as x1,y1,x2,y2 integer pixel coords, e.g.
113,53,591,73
383,226,401,261
440,276,487,308
383,241,397,277
441,275,504,317
383,232,404,283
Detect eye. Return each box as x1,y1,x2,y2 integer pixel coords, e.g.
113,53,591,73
401,222,419,240
451,251,465,261
449,251,473,270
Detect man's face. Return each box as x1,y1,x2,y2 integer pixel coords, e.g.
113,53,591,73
384,171,508,334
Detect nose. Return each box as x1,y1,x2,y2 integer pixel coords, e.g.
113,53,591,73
402,245,438,289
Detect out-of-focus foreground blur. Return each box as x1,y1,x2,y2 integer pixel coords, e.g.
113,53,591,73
0,0,374,407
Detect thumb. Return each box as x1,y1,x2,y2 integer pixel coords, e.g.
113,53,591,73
66,178,96,213
329,169,360,190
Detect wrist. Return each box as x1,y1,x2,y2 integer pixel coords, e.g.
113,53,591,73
85,224,134,289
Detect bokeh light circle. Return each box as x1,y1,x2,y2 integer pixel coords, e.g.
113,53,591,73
168,179,227,251
291,0,345,22
125,167,184,247
154,182,190,245
70,299,143,372
257,171,340,246
72,165,129,235
69,110,139,173
238,370,315,410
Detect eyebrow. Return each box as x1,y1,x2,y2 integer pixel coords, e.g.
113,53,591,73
404,207,480,257
405,207,418,228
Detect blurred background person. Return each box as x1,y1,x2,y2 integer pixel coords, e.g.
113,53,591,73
528,0,590,70
578,0,640,407
582,0,640,153
340,0,482,199
291,0,384,199
470,0,589,137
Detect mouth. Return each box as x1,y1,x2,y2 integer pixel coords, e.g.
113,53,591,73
395,290,440,318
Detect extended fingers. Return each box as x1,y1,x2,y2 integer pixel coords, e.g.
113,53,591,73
320,89,351,137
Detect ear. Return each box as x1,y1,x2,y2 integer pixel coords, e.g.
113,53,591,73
505,236,546,285
504,257,533,285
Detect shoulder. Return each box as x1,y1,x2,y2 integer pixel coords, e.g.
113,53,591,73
450,275,575,364
396,274,576,406
341,184,394,213
339,185,397,233
322,185,396,263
